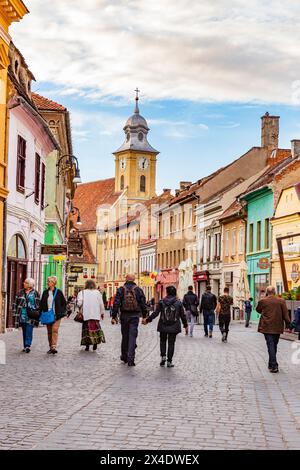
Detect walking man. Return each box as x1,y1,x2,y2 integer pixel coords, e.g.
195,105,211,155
244,297,253,327
200,285,217,338
183,286,199,337
216,287,233,343
112,274,148,367
256,286,290,373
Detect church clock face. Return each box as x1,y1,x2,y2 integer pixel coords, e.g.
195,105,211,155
138,157,149,171
120,157,126,171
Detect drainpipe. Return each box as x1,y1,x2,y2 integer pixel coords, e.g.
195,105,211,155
1,200,7,332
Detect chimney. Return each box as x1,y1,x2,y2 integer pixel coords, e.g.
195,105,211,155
163,188,171,195
291,139,300,159
261,112,279,151
175,189,180,196
180,181,192,190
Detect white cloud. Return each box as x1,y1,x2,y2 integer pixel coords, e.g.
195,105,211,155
11,0,300,104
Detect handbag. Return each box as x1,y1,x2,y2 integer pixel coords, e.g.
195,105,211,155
26,292,40,322
74,291,84,323
40,289,58,325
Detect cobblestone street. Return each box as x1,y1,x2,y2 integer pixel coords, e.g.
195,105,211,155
1,317,300,450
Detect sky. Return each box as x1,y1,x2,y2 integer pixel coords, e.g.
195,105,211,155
11,0,300,193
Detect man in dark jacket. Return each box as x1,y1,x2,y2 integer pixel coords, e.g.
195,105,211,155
183,286,199,337
112,274,148,367
143,285,188,367
200,285,217,338
256,286,291,373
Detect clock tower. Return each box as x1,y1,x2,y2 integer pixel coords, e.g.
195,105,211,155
113,89,159,203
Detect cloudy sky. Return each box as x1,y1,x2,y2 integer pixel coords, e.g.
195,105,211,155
11,0,300,192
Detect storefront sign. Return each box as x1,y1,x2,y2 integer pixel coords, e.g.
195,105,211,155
291,263,300,282
257,257,270,270
41,245,67,255
193,271,208,282
68,275,78,282
70,266,84,273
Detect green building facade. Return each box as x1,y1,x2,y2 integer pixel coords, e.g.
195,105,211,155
43,223,64,290
244,187,273,320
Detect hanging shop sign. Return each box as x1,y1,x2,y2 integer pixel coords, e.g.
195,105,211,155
70,266,84,273
291,263,300,283
257,257,270,270
68,237,83,255
193,271,209,282
68,275,78,282
41,245,67,255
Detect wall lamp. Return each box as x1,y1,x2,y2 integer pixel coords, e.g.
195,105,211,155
56,154,82,184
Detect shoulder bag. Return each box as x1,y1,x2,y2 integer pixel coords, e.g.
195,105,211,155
40,289,58,325
74,291,84,323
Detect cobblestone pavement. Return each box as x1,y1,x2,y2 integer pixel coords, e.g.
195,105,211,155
1,316,300,450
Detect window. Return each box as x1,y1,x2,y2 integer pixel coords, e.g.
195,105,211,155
249,224,254,252
34,153,41,204
83,267,88,277
239,226,245,254
166,252,169,268
276,282,283,295
215,233,221,259
120,175,124,190
225,231,229,257
232,229,236,256
161,253,164,268
264,218,270,249
16,136,26,192
91,268,96,278
257,221,261,251
8,234,27,259
140,175,146,192
41,163,46,209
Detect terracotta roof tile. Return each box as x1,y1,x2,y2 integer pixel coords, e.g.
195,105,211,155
32,92,67,112
219,200,243,221
72,178,120,232
241,155,293,197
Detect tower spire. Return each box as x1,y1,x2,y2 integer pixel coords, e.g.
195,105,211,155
134,87,140,114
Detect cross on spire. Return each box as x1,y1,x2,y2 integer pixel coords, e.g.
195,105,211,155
134,87,140,114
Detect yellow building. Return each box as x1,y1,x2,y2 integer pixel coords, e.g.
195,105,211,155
0,0,28,331
271,184,300,293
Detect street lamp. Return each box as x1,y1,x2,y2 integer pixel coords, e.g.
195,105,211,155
71,206,82,226
56,154,82,184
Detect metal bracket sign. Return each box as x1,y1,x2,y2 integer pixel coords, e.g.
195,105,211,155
68,237,83,255
70,266,84,273
41,245,67,255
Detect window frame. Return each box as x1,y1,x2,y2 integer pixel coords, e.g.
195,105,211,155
16,135,26,193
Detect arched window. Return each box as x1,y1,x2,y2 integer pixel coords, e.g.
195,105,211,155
120,175,124,190
140,175,146,192
8,234,27,259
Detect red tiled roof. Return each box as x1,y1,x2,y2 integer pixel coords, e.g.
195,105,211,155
72,178,120,232
69,235,96,264
241,155,293,197
219,200,243,221
32,93,67,112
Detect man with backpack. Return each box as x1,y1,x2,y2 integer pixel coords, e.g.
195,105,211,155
200,285,217,338
112,274,148,367
143,285,188,368
183,286,199,337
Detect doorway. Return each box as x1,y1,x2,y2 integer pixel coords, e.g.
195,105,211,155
6,235,28,328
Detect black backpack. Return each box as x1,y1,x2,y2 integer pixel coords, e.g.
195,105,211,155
161,300,179,325
122,286,138,311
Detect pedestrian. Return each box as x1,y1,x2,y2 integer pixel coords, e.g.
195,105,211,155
77,280,106,351
40,276,67,354
244,297,253,327
66,296,74,318
256,286,291,373
111,273,148,367
13,278,40,353
150,298,155,313
216,287,233,343
183,285,199,337
289,306,300,341
199,285,217,338
143,285,188,368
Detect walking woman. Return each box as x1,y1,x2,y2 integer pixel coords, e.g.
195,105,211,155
14,278,40,353
77,280,106,351
143,285,188,367
40,276,67,354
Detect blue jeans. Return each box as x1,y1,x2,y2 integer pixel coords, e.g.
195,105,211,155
21,323,34,348
264,333,280,369
203,310,214,335
120,314,139,363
